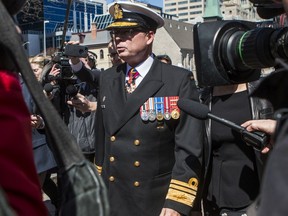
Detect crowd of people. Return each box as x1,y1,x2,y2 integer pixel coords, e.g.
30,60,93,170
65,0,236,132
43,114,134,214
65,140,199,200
1,0,288,216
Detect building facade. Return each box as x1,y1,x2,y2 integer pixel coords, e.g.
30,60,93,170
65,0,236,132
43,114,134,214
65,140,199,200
18,0,106,56
163,0,258,22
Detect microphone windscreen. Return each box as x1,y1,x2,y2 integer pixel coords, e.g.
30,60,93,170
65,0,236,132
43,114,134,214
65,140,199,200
44,83,54,93
256,7,284,19
177,98,209,120
66,85,78,97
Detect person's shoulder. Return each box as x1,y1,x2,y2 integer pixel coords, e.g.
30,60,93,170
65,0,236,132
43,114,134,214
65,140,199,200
161,63,194,79
161,62,191,74
103,64,126,76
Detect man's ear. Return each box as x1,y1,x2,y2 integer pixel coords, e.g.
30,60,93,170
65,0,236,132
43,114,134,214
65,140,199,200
146,31,155,46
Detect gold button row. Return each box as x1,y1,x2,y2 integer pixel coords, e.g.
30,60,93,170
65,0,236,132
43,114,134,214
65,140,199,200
110,136,140,146
109,157,140,167
109,176,140,187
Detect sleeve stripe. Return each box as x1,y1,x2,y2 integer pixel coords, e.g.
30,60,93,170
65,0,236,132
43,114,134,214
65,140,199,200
166,188,195,207
170,184,197,196
171,179,198,191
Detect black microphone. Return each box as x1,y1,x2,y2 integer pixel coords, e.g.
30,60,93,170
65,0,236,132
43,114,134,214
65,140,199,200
66,84,78,98
43,83,59,95
177,98,269,150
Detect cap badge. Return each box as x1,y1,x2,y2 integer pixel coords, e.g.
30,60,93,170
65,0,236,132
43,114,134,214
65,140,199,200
113,3,123,20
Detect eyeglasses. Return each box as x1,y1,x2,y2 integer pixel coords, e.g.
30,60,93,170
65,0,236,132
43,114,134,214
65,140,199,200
110,28,147,39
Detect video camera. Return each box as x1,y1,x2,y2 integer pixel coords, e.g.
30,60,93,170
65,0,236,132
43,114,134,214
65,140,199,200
51,44,88,80
193,0,288,87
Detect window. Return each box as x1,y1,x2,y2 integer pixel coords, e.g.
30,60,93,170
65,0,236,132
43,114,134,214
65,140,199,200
100,49,104,59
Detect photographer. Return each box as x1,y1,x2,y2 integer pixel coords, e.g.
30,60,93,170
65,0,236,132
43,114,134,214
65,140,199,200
44,43,101,163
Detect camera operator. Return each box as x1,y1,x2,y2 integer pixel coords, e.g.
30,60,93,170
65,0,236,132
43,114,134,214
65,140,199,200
44,42,101,163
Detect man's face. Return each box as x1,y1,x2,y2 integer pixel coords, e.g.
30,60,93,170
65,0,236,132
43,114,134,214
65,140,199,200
108,45,124,66
110,28,154,65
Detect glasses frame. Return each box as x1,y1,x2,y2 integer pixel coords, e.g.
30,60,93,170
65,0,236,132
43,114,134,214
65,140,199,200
110,28,148,39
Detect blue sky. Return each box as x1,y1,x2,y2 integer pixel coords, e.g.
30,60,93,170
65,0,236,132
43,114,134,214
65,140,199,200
106,0,163,8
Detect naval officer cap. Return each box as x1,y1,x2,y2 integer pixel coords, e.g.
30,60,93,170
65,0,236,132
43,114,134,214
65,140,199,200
106,1,164,30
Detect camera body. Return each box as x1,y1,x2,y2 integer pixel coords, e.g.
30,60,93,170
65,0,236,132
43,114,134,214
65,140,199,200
193,20,260,87
193,20,288,87
52,52,73,79
64,44,88,58
51,44,89,80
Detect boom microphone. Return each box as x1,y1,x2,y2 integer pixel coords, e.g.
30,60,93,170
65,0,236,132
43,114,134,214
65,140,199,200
177,98,269,150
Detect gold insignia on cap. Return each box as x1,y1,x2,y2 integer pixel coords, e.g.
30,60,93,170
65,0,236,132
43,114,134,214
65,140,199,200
113,3,123,19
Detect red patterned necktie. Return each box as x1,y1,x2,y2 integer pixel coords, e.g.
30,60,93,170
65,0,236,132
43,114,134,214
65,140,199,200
126,68,140,93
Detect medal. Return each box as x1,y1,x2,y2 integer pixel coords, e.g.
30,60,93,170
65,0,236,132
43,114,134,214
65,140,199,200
141,110,149,121
148,98,156,121
148,110,156,121
169,96,180,120
164,111,171,120
140,101,149,121
164,97,171,120
171,109,180,119
154,97,164,121
156,112,164,121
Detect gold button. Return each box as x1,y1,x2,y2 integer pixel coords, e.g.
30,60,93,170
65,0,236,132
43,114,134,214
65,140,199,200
134,181,140,187
134,139,140,146
110,136,116,142
134,161,140,167
110,156,115,162
109,176,115,182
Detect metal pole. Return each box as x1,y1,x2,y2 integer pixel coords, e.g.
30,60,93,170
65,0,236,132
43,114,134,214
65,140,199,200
43,20,49,57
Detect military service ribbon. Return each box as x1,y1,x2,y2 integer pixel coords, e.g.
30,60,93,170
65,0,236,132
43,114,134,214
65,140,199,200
148,97,156,121
154,97,164,121
164,96,171,120
140,96,180,122
169,96,180,120
140,100,149,121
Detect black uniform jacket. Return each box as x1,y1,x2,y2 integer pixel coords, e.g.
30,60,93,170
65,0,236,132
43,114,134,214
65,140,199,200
95,59,204,216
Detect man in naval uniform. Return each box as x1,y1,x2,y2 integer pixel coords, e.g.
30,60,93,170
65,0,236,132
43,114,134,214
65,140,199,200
95,2,204,216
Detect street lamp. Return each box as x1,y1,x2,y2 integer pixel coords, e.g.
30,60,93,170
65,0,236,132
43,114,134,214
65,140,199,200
43,20,49,57
22,41,30,48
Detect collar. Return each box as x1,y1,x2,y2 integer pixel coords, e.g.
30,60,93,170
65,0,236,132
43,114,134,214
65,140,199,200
126,55,154,78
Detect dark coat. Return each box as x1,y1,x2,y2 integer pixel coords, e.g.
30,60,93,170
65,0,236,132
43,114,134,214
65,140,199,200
21,77,57,174
95,60,204,216
63,66,101,154
200,81,274,211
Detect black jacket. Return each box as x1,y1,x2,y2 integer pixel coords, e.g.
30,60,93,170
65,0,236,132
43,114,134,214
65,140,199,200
200,81,274,182
95,60,204,216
